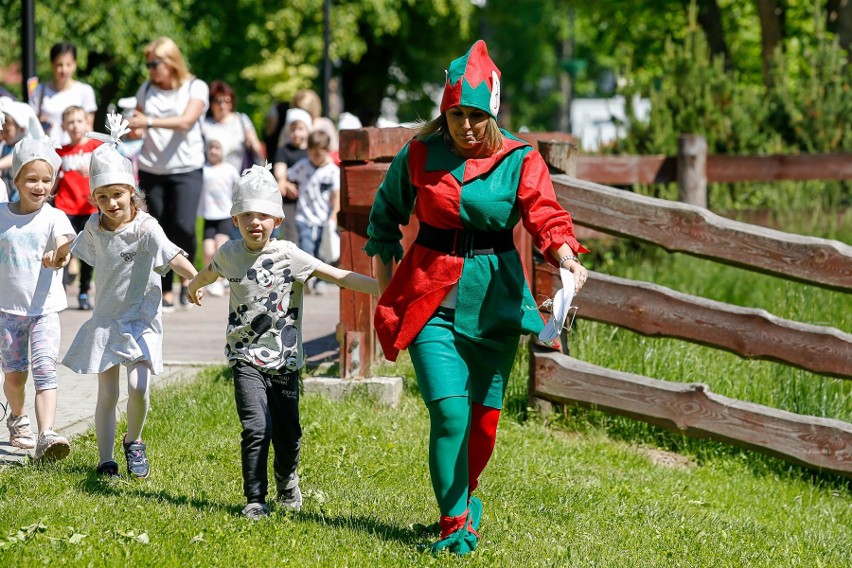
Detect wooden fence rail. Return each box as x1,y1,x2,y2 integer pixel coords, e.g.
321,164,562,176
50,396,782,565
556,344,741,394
532,349,852,475
337,127,852,476
575,153,852,185
534,267,852,379
550,175,852,291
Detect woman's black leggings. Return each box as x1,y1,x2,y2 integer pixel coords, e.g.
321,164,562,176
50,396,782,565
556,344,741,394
138,168,203,293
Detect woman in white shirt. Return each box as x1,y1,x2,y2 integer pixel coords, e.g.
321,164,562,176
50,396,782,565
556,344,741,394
128,36,209,309
202,80,264,173
29,42,97,145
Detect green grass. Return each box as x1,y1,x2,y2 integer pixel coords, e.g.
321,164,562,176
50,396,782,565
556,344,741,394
0,367,849,566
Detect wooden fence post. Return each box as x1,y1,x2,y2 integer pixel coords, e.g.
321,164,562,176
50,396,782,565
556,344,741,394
530,140,579,418
677,134,708,207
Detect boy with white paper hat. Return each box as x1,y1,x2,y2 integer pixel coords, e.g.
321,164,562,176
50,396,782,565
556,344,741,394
187,164,378,519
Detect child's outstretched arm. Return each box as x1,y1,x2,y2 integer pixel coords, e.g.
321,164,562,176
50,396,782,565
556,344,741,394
168,253,203,305
187,263,221,306
42,235,75,270
312,262,379,296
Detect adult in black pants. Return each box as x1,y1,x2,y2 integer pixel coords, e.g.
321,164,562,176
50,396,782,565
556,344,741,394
128,36,208,308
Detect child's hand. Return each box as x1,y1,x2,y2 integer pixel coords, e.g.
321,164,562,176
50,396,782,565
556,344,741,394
187,285,204,307
42,250,69,270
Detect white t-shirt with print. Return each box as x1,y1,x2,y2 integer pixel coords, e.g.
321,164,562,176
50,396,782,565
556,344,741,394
289,158,340,227
136,79,210,174
213,238,321,372
0,203,75,316
30,81,98,145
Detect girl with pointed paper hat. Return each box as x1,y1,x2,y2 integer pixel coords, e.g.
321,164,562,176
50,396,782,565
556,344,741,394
365,40,589,555
1,135,73,462
45,113,199,479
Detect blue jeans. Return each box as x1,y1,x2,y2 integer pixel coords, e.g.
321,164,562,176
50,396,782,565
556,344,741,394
296,221,323,259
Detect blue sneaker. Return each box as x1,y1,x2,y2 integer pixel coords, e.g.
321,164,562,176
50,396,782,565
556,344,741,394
123,439,150,479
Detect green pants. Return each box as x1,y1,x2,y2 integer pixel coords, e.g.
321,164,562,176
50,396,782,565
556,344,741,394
408,308,519,409
408,308,520,517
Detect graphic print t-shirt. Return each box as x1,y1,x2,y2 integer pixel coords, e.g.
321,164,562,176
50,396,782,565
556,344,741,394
213,238,320,371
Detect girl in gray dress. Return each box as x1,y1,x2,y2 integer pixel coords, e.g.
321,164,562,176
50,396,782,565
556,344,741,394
45,114,199,479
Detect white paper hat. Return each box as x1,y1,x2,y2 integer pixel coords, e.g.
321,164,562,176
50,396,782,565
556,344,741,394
87,113,136,192
284,108,313,133
230,164,285,218
0,97,45,137
11,136,61,184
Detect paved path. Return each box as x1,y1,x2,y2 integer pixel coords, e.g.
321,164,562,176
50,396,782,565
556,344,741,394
0,285,341,462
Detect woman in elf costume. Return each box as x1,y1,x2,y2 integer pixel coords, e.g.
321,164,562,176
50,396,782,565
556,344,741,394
365,40,589,555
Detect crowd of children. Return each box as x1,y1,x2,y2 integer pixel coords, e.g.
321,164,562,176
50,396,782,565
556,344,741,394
1,108,376,523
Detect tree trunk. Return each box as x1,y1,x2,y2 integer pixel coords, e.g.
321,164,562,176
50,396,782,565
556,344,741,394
694,0,731,68
756,0,786,85
338,25,394,127
826,0,852,53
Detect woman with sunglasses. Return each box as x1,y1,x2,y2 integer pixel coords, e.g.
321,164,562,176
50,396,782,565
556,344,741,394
366,41,588,555
128,36,209,309
201,81,264,173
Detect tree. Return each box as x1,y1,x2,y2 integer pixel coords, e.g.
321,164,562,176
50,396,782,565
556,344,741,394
756,0,786,84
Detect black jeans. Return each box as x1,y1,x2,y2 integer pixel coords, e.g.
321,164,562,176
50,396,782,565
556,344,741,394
232,361,301,503
138,168,203,293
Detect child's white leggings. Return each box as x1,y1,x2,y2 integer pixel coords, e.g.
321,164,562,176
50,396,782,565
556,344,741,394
95,362,151,465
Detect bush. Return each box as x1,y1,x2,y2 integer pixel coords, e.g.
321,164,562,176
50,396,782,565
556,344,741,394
614,4,851,209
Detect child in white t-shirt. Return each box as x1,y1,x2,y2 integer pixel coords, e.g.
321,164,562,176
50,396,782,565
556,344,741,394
199,137,239,296
288,131,340,294
1,137,75,461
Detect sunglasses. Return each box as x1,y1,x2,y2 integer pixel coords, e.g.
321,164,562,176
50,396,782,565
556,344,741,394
214,97,233,105
145,60,162,70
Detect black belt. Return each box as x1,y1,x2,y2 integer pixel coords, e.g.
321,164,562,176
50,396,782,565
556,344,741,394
415,222,515,257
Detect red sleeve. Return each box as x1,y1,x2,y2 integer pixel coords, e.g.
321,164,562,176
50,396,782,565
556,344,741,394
516,149,589,267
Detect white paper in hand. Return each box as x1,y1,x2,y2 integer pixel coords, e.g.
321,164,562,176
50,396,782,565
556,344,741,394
538,268,576,344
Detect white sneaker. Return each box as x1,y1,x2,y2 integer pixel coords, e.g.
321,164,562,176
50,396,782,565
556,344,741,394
34,429,70,462
6,414,36,449
207,280,225,297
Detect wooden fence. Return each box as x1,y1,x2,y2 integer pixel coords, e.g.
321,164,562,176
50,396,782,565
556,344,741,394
337,127,852,476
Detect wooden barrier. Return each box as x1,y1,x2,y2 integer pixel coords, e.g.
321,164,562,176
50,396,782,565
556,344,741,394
337,127,852,475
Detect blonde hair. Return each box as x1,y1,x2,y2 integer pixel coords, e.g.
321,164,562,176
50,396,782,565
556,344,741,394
415,113,503,157
144,37,192,87
290,89,322,120
92,184,148,230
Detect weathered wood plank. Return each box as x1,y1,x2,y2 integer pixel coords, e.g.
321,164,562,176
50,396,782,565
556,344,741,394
339,127,415,162
339,127,576,163
707,154,852,182
532,348,852,476
338,215,377,377
535,267,852,379
551,175,852,291
576,156,677,184
342,162,390,212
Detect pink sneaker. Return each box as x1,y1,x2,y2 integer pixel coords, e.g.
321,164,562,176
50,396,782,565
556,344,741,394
7,414,36,449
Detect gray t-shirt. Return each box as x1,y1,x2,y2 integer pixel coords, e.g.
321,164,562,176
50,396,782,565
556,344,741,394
213,238,320,371
63,211,183,374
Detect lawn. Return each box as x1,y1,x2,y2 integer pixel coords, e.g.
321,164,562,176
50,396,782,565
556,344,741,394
0,366,849,567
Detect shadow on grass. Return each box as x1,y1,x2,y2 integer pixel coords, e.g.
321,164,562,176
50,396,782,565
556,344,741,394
297,510,425,546
75,469,241,515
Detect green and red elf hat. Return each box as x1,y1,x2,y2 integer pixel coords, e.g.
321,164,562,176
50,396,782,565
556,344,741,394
440,40,501,119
